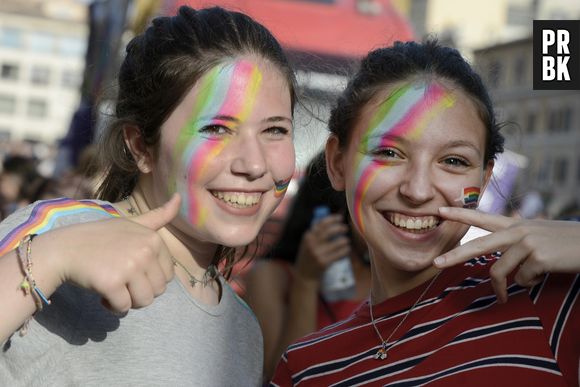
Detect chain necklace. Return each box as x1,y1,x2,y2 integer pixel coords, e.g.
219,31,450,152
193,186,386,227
171,256,219,287
369,271,441,360
123,196,219,287
124,195,138,216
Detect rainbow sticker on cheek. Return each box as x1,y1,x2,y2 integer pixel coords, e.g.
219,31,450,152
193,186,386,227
173,60,263,227
457,186,480,208
274,177,291,198
351,82,455,232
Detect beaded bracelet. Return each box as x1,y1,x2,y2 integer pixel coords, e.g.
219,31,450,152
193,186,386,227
16,234,51,335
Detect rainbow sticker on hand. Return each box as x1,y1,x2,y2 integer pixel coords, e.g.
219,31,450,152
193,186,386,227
459,186,480,208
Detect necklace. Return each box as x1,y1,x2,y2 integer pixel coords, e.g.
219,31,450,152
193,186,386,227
124,195,138,216
369,271,441,360
170,256,219,287
122,196,218,287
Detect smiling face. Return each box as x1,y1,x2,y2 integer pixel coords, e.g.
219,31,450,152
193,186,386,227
148,56,294,247
328,79,492,272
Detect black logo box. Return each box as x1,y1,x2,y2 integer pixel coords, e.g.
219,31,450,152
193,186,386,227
533,20,580,90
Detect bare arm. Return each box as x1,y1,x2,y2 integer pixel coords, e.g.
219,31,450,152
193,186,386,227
244,260,290,381
245,214,351,381
0,195,180,343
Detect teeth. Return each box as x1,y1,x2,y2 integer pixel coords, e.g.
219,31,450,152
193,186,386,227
388,213,440,231
211,191,261,208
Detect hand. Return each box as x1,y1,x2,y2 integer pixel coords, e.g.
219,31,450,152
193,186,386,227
294,214,351,281
54,194,181,312
433,206,580,303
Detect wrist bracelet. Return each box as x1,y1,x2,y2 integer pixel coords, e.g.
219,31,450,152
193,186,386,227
16,234,51,335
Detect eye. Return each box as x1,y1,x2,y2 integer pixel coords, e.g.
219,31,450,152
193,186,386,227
443,156,470,167
264,126,290,138
198,124,231,137
371,147,400,159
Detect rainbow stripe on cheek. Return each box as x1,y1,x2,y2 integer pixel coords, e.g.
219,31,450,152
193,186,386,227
352,83,455,232
173,61,263,227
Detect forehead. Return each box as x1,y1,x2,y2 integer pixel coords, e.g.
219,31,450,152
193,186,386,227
193,56,289,98
164,56,291,128
354,79,487,148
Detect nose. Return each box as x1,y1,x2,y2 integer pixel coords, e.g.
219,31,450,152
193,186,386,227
230,135,267,180
398,162,435,205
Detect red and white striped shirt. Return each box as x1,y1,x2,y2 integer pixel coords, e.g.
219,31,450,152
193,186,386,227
271,254,579,386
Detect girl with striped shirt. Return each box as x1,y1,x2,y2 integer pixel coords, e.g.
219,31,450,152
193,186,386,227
271,40,579,386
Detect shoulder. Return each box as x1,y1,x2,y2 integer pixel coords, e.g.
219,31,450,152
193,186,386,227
0,198,120,255
222,279,262,325
246,259,290,291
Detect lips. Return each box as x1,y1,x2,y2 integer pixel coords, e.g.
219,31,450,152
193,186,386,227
383,212,440,232
210,191,261,208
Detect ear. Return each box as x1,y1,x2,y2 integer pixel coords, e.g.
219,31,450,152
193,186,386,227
123,125,153,173
481,159,495,193
325,135,346,191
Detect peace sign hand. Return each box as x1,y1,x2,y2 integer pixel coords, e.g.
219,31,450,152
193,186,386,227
433,207,580,303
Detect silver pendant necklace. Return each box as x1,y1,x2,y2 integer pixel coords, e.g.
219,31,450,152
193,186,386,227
171,255,218,287
369,271,441,360
123,195,218,287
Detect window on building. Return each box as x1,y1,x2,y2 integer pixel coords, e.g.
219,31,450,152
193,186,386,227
0,27,22,48
507,5,530,27
58,37,86,57
0,94,16,115
526,112,536,134
1,63,19,80
27,98,48,118
547,108,573,132
29,33,55,53
31,66,51,85
554,158,569,184
562,107,572,131
0,129,11,141
538,157,551,183
488,60,502,88
514,56,526,86
62,69,81,88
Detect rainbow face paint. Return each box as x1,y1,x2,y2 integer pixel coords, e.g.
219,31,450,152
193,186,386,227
274,177,291,198
172,60,263,227
351,82,455,232
458,186,480,208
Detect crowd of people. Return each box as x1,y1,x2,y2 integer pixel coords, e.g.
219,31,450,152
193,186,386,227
0,5,578,386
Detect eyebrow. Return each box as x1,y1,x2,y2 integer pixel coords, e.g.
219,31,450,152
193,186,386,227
445,140,482,157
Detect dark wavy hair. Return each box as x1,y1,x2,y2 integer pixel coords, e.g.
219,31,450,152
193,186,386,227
96,5,297,201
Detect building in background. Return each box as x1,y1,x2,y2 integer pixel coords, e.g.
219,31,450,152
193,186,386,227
474,37,580,217
0,0,88,144
397,0,580,57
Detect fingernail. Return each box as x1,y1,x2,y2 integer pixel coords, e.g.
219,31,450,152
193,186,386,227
433,256,445,266
438,207,450,213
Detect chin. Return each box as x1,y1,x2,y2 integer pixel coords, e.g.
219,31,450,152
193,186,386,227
211,227,260,248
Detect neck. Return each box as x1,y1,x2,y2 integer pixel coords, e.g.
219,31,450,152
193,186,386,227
369,254,440,304
128,183,219,271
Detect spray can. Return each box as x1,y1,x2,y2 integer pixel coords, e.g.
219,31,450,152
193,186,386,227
311,206,356,302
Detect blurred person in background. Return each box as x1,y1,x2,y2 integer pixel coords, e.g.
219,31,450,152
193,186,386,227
0,155,42,219
245,151,371,382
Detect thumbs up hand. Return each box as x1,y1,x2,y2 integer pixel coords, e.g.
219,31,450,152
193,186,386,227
55,194,181,312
